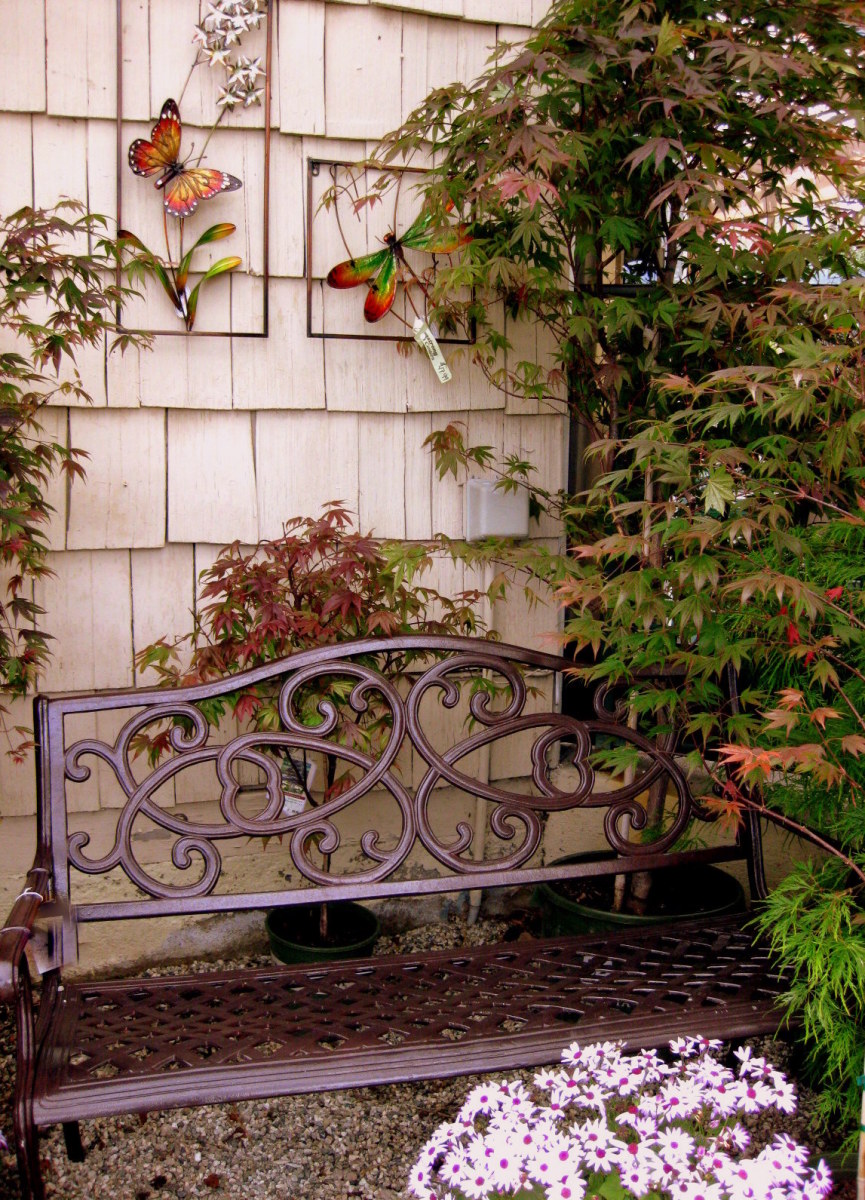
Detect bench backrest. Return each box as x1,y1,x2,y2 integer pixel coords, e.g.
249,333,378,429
34,635,764,949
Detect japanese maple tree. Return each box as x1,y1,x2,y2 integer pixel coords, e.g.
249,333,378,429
373,0,865,1136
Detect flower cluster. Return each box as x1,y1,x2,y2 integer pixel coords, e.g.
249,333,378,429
409,1037,832,1200
193,0,266,110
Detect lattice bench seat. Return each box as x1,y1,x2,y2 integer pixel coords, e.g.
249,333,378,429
34,915,787,1127
1,636,785,1199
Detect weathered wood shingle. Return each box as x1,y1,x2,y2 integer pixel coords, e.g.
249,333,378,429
67,409,167,550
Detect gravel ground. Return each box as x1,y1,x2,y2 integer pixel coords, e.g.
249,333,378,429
0,916,855,1199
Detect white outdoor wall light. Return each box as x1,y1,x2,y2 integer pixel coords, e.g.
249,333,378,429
464,478,530,541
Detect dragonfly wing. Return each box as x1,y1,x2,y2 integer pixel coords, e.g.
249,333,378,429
327,250,389,289
399,196,457,244
401,198,468,252
405,223,472,254
363,253,398,322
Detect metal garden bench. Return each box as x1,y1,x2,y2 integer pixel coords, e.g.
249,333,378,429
0,635,786,1199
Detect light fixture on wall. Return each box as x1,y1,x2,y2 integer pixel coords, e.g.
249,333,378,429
464,478,530,541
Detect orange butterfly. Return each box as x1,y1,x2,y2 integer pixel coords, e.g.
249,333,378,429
128,98,242,219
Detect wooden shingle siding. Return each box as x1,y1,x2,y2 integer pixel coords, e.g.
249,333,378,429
324,5,402,138
120,0,152,122
323,335,410,413
86,119,120,236
40,408,70,554
265,133,305,277
376,0,462,17
23,289,108,408
32,117,88,212
167,411,259,544
46,0,117,119
400,13,495,120
148,0,218,129
497,23,532,46
0,0,46,112
404,412,434,538
231,277,326,406
0,698,40,817
504,316,541,417
130,544,195,668
430,414,464,537
358,414,408,536
0,0,568,823
67,409,167,550
35,551,134,690
0,115,33,213
255,409,360,532
139,325,234,408
519,413,568,539
279,0,326,135
463,0,532,24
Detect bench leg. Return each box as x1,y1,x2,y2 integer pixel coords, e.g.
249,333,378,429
13,967,45,1200
63,1121,85,1163
12,1103,44,1200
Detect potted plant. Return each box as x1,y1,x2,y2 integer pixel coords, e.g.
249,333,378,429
368,0,865,1137
135,502,487,960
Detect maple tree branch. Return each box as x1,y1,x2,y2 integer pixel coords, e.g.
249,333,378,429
724,784,865,890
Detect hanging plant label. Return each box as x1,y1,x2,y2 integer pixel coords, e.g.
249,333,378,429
280,793,306,817
280,752,314,816
413,317,452,383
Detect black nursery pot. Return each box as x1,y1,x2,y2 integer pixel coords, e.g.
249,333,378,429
265,901,380,965
537,853,746,937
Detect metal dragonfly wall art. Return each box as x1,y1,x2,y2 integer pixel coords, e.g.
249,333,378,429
326,199,471,326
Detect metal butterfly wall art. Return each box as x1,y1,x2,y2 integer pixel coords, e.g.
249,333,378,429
327,200,471,323
129,98,242,218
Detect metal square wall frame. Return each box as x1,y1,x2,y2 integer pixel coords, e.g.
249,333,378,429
114,0,272,339
306,158,475,345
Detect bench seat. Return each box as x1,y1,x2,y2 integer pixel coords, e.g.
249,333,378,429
33,914,788,1128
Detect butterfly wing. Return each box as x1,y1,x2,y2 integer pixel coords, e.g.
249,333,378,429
128,98,182,178
161,168,243,218
326,249,390,289
363,252,398,323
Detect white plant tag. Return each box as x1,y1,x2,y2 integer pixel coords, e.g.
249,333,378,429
280,793,306,817
413,317,452,383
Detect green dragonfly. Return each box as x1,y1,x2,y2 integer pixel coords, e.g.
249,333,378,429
326,200,470,323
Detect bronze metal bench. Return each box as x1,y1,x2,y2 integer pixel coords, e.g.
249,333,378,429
0,635,784,1200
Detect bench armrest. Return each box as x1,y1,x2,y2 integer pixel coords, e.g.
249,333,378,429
0,864,51,1002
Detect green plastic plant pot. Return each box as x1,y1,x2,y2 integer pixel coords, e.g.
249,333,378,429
536,855,746,937
265,901,380,965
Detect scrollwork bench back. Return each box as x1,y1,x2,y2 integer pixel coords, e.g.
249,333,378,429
2,635,780,1200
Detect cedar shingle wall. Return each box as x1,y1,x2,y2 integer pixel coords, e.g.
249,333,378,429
0,0,565,817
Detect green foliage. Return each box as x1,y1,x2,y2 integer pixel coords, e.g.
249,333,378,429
0,201,146,757
375,0,865,425
758,861,865,1131
374,0,865,1140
